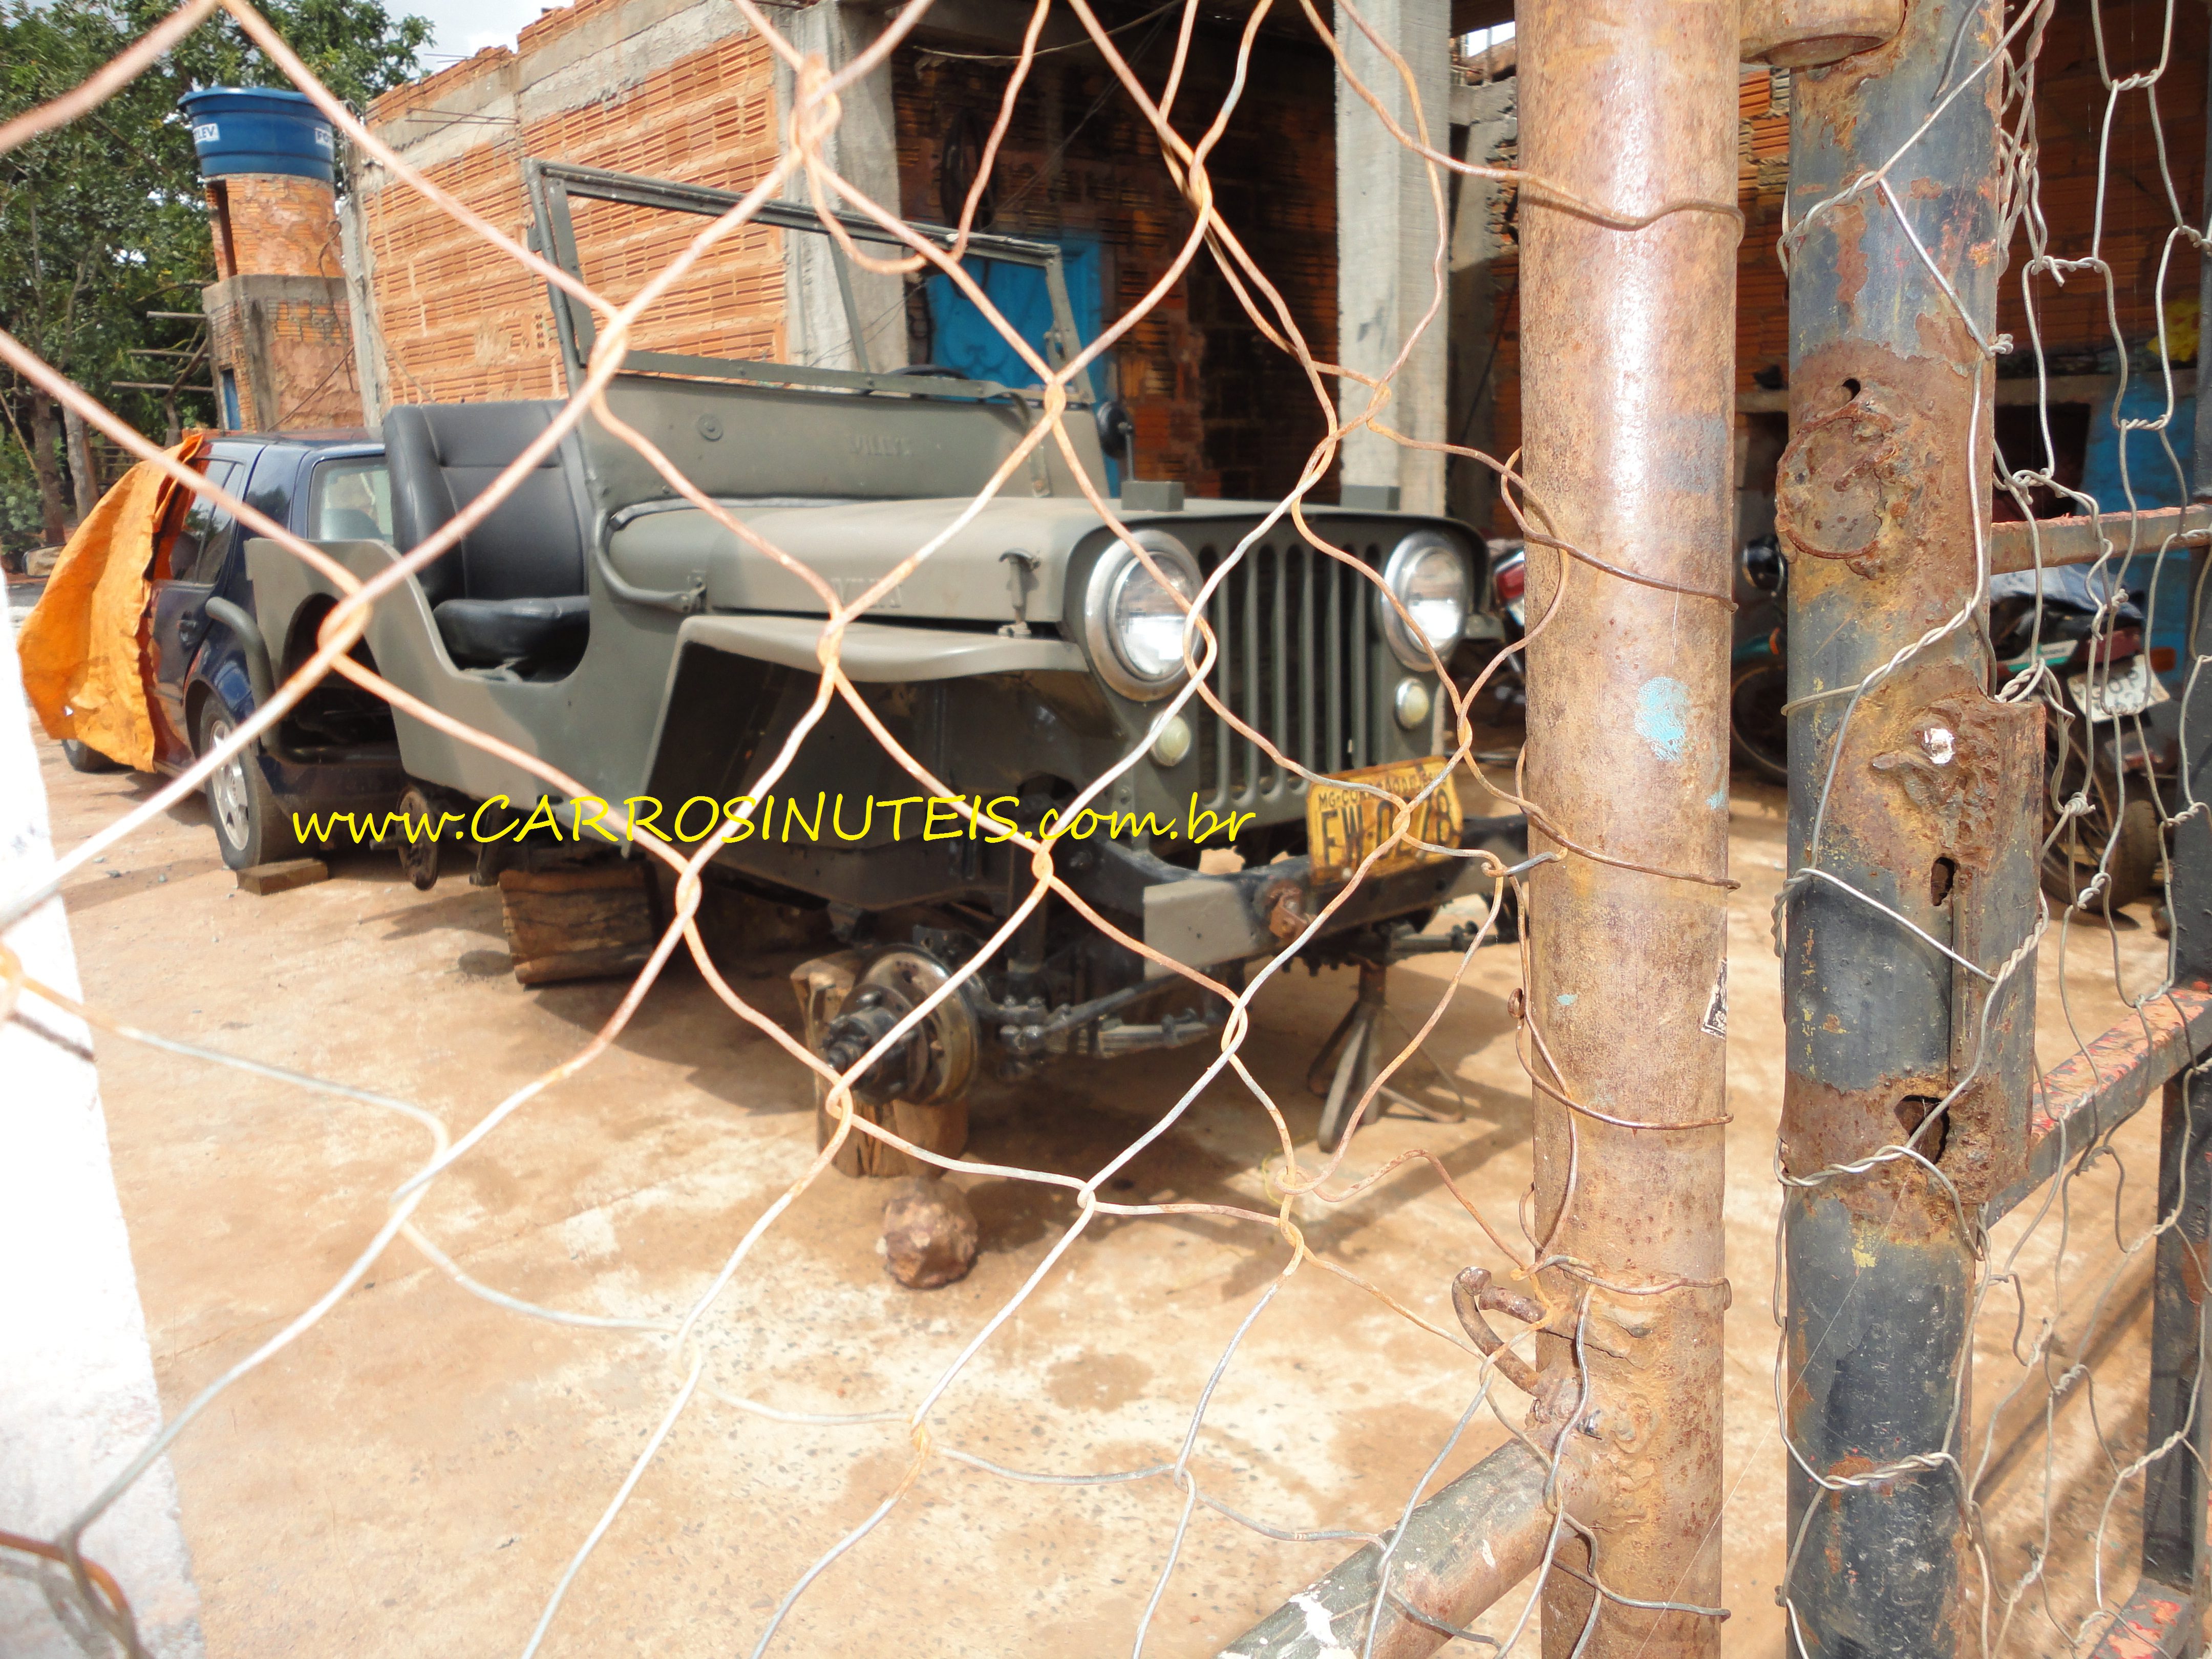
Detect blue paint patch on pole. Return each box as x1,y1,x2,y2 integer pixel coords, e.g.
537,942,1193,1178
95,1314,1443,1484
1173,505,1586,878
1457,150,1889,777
1634,676,1691,762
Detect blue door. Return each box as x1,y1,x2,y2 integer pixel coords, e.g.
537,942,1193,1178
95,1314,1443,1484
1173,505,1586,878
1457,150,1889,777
148,454,246,751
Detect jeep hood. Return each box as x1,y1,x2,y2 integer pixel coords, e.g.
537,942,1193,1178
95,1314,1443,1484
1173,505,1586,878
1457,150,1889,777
601,494,1419,629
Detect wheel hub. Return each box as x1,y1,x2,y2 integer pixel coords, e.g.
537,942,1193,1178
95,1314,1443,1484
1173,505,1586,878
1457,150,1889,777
815,949,977,1108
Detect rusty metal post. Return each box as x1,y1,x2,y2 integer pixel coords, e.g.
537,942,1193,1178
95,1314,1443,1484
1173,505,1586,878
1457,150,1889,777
1515,5,1739,1654
1776,4,2037,1654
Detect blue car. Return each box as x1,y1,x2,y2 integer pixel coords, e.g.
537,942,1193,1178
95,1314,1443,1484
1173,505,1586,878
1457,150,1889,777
125,431,409,868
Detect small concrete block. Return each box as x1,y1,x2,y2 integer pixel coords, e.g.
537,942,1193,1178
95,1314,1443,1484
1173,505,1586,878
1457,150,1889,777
237,858,329,896
881,1176,979,1290
1341,483,1401,513
1119,479,1185,513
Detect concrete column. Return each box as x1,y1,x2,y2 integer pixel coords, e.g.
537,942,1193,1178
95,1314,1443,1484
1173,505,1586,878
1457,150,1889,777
0,604,204,1657
1335,0,1451,516
1445,75,1516,530
776,1,911,374
336,148,392,431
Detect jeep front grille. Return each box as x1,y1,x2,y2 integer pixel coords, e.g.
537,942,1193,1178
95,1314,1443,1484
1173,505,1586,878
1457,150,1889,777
1192,536,1385,813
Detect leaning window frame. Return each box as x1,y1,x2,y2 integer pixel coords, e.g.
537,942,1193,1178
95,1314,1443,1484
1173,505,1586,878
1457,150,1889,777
522,158,1098,409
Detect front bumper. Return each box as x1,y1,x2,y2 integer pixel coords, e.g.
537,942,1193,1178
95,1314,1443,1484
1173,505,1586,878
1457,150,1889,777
1092,813,1528,976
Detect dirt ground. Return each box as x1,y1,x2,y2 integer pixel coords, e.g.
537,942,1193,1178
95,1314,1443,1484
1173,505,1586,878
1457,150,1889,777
23,721,2180,1658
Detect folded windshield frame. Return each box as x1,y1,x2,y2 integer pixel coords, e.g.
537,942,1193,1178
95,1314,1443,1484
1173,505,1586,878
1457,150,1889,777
524,158,1097,408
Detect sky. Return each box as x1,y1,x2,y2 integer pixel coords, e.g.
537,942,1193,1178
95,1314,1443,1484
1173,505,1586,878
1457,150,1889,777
406,0,559,65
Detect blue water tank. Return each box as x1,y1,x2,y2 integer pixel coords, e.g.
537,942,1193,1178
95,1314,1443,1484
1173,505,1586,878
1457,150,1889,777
179,87,334,183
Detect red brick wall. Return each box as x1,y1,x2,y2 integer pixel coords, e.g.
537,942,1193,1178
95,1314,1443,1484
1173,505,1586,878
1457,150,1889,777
895,21,1338,501
2000,1,2207,367
204,281,360,431
361,0,782,407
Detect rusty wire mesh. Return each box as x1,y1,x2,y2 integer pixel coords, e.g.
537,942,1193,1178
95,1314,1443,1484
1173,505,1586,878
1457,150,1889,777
0,0,2206,1655
0,3,1559,1652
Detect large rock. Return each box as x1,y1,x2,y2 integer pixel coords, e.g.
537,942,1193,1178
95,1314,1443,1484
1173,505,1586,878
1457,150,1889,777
881,1177,978,1290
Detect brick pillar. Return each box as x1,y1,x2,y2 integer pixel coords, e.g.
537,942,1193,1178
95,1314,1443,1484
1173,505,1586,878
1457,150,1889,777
202,173,359,431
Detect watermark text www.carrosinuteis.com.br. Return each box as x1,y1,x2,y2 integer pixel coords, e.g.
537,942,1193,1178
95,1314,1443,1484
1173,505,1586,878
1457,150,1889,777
293,791,1266,848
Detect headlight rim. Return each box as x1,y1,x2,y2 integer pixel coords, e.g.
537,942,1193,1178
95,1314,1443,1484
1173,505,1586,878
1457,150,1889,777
1376,529,1472,671
1082,528,1204,702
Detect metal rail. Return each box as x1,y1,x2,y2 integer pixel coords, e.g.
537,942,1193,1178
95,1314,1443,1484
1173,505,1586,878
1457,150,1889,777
1987,986,2212,1222
2083,1576,2198,1659
1987,505,2212,574
2130,39,2212,1632
1215,1441,1550,1658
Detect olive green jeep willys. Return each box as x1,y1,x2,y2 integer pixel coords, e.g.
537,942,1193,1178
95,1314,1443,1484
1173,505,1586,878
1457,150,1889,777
240,160,1521,1248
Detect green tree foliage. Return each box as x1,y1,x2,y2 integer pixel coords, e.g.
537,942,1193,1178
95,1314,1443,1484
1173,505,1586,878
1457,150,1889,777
0,0,429,551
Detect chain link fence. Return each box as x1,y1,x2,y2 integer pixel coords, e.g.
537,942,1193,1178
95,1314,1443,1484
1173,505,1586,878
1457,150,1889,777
3,1,2211,1655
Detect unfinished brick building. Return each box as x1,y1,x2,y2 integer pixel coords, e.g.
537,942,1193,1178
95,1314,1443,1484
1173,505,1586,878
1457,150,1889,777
350,0,785,410
347,0,1345,500
1473,0,2207,539
342,0,2204,533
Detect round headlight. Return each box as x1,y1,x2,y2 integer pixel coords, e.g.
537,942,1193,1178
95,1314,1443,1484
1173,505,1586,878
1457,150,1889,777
1083,530,1202,700
1377,531,1471,669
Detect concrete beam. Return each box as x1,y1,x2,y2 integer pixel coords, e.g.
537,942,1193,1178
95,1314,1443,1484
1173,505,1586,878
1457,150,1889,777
898,0,1093,55
1451,0,1513,33
1336,0,1453,516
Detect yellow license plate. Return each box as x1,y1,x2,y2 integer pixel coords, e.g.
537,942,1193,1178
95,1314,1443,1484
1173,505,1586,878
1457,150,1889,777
1306,756,1463,884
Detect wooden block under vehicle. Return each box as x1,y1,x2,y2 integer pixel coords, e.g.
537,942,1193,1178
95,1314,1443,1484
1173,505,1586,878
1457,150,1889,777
237,858,329,895
498,864,657,986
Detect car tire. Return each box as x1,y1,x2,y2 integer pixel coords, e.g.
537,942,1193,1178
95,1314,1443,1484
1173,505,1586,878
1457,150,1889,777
1729,658,1790,786
194,700,300,871
61,738,125,774
2042,789,2161,915
395,782,444,890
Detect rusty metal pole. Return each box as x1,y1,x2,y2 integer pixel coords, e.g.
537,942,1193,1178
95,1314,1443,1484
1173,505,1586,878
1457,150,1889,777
1775,4,2036,1654
1516,5,1739,1654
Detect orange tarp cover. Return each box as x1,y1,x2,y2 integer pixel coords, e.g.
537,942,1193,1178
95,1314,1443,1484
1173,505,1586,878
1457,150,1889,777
19,435,208,769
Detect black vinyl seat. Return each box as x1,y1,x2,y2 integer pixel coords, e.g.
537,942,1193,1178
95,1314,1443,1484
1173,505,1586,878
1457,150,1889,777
431,595,591,664
384,401,593,671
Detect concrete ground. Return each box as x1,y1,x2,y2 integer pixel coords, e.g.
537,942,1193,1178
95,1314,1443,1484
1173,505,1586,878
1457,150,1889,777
19,724,2180,1657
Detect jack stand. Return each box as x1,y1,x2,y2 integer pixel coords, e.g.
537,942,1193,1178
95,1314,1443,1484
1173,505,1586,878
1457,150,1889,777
1307,958,1463,1152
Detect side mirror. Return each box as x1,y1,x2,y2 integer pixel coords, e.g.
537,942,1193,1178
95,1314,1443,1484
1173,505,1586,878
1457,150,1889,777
1740,536,1784,595
1095,398,1136,477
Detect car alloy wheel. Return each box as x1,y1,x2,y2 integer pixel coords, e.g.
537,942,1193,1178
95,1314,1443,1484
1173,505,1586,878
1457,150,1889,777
206,715,255,854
